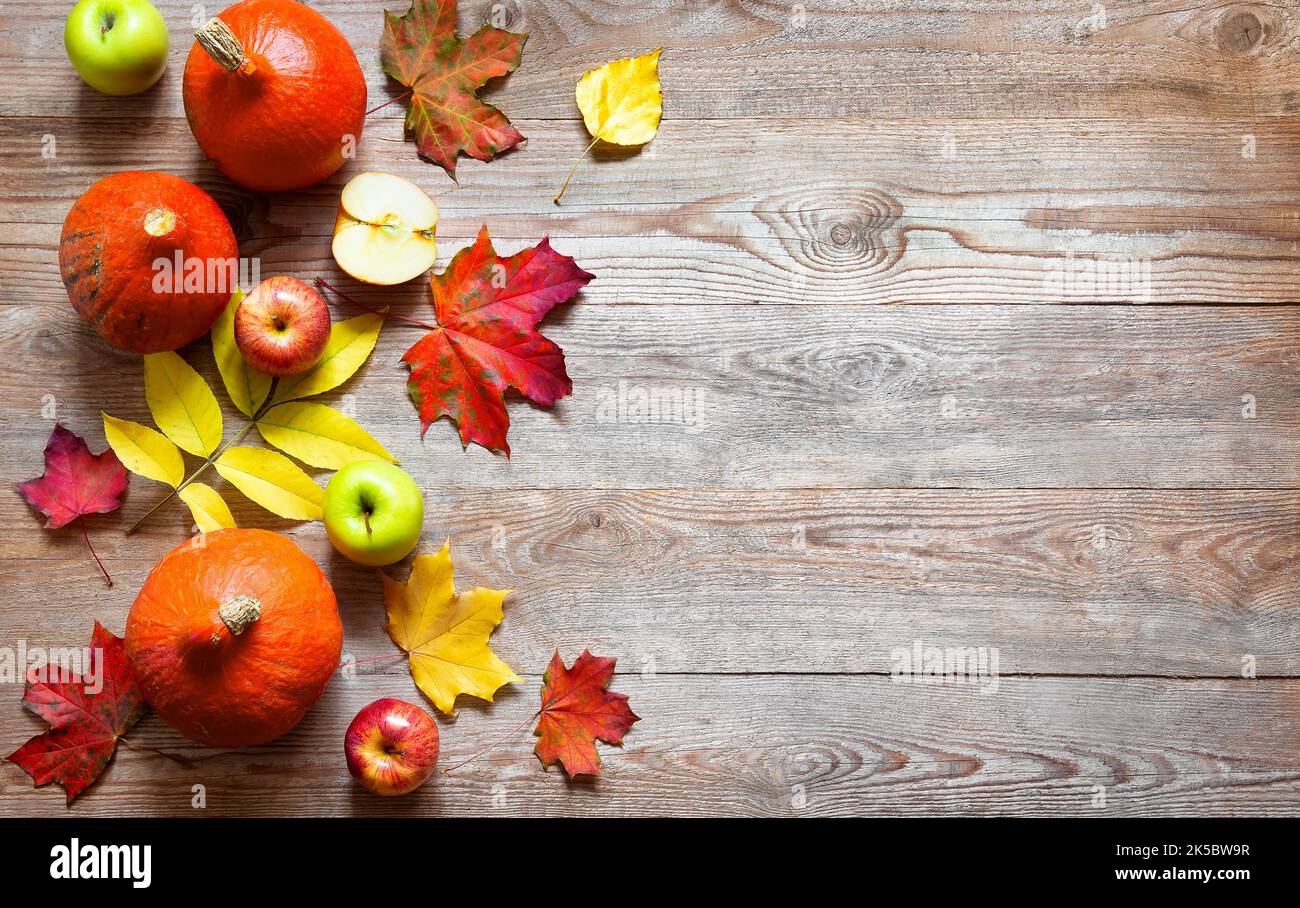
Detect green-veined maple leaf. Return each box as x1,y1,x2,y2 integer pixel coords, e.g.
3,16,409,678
381,0,527,176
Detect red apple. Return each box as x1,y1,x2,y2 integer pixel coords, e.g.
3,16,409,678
345,698,440,796
234,276,330,376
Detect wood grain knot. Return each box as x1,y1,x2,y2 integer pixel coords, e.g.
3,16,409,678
829,222,855,247
530,503,640,570
1217,8,1270,55
760,186,905,279
1075,522,1136,569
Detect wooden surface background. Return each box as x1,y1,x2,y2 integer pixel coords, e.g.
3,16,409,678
1,0,1298,816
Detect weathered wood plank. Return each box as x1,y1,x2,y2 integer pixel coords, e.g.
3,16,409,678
0,489,1294,675
2,675,1296,816
1,0,1297,120
4,118,1300,306
2,0,1298,819
0,305,1294,489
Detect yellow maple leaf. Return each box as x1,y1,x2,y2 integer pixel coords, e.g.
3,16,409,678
383,540,521,714
554,49,663,203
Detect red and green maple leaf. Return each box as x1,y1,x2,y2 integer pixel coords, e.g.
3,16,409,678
381,0,527,177
403,226,593,455
18,423,127,586
7,622,148,803
534,650,639,778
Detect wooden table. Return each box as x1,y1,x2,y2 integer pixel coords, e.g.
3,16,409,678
1,0,1297,817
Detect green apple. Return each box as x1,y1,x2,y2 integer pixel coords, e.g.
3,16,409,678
64,0,169,96
323,461,424,567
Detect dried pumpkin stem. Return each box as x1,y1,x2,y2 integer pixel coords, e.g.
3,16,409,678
218,595,261,636
142,208,176,238
195,17,257,76
552,135,601,205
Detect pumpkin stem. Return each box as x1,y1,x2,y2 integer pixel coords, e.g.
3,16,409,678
218,595,262,636
195,17,257,76
143,208,176,238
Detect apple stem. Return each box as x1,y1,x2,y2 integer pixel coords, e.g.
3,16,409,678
363,510,373,535
79,517,112,587
442,709,541,774
124,411,263,535
553,135,601,205
315,279,438,332
366,90,412,117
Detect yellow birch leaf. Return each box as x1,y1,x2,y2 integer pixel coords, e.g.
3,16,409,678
212,288,272,417
576,49,663,146
214,446,323,520
178,482,237,532
101,413,184,488
144,352,223,457
383,540,521,715
256,402,397,470
271,313,383,404
555,49,662,202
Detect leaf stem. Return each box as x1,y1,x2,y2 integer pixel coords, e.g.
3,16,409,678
79,517,112,587
442,709,541,774
315,279,438,331
119,735,193,767
367,89,412,117
123,398,271,535
553,135,601,205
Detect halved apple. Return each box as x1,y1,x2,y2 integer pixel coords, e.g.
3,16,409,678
331,172,439,285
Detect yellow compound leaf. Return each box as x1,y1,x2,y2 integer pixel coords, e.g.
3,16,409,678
383,540,521,715
555,49,662,203
271,313,383,404
577,49,663,146
101,413,184,488
214,446,323,521
256,402,396,470
178,482,236,532
212,288,272,418
143,352,223,457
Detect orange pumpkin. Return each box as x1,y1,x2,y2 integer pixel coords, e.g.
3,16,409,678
59,171,238,354
183,0,367,191
126,529,343,748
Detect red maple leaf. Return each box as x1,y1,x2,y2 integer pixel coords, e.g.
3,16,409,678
381,0,527,177
402,227,593,455
7,622,148,803
18,424,127,586
534,650,639,778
